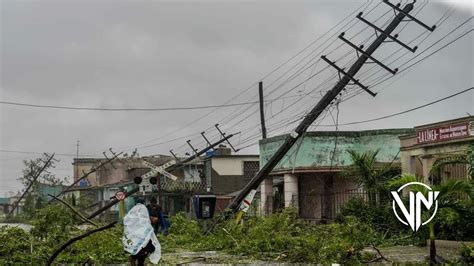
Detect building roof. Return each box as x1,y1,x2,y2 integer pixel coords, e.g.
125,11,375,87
210,154,259,158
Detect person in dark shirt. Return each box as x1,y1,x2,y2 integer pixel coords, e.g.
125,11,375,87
146,197,162,233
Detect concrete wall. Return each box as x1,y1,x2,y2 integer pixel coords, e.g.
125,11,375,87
74,161,98,186
211,156,258,176
260,129,413,171
209,155,259,194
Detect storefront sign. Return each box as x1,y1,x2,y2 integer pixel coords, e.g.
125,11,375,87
416,121,473,144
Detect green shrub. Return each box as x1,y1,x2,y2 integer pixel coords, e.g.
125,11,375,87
434,201,474,241
55,226,128,264
159,208,383,263
460,243,474,263
336,196,430,246
0,226,32,263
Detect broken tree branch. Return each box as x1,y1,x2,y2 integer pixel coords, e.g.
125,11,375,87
364,244,388,263
47,194,98,227
47,221,117,266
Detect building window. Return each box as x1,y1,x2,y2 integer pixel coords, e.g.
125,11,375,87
243,161,259,183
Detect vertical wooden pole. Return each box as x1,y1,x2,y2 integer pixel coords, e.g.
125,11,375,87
259,81,267,139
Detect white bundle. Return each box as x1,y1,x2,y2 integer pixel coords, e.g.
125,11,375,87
122,203,161,263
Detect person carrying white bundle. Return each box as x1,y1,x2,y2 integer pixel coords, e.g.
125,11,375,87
122,199,161,265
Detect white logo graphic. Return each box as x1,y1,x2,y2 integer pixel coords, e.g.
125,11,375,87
391,182,440,232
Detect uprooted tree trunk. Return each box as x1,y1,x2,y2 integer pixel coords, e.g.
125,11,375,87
47,221,117,266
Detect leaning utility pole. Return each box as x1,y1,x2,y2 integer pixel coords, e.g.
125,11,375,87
49,151,124,202
258,81,267,139
227,1,434,213
87,132,239,220
9,153,55,216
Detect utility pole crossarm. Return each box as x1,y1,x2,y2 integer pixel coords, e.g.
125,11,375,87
201,132,212,146
357,12,417,52
215,124,239,152
382,0,436,31
169,150,181,162
338,33,398,75
186,140,199,155
86,132,239,220
167,132,238,172
226,2,420,213
321,55,376,97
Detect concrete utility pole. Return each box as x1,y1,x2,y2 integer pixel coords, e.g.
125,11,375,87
259,81,267,139
227,1,434,213
76,140,80,159
87,133,238,220
9,153,55,216
75,140,79,184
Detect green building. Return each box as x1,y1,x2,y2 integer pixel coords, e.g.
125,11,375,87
259,128,414,222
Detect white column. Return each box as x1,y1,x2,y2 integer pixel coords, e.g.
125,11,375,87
284,173,298,209
260,177,273,215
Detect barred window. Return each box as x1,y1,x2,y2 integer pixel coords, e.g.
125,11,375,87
243,161,259,183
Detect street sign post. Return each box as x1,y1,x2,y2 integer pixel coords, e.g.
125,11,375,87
115,191,126,201
115,191,126,222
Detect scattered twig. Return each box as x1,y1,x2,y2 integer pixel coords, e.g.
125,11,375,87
364,244,389,263
47,194,98,227
222,228,239,248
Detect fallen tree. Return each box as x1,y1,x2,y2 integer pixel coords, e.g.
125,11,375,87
47,221,117,266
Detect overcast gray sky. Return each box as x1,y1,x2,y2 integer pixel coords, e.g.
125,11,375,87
1,0,472,196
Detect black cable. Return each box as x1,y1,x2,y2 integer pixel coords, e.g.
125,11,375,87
370,28,472,88
127,1,375,150
175,1,386,147
318,87,473,127
340,16,472,104
132,1,392,154
0,99,266,112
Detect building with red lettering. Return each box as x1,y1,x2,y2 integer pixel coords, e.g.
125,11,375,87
399,116,474,184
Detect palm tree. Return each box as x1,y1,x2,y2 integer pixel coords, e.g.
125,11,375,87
429,143,474,183
389,174,472,263
346,149,400,207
